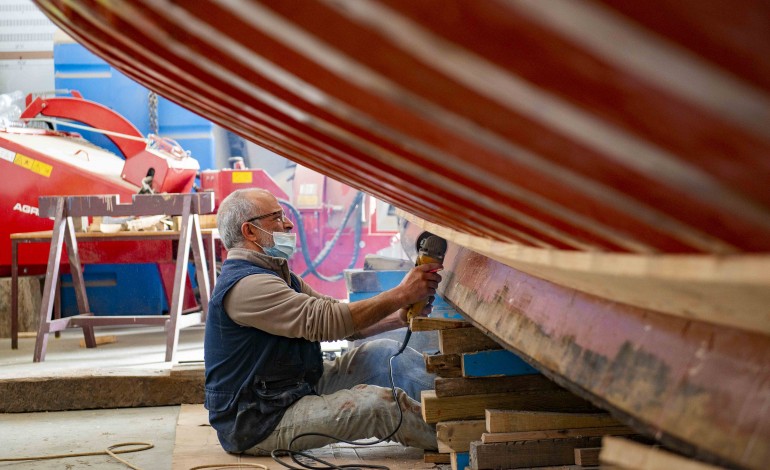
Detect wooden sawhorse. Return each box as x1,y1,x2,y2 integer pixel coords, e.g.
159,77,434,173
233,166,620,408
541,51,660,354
22,193,215,362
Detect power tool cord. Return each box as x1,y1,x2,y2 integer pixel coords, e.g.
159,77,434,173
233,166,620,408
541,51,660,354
269,328,413,470
0,442,154,469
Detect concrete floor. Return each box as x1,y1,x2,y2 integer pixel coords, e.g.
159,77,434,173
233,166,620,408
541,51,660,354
0,325,203,469
0,406,180,469
0,326,421,470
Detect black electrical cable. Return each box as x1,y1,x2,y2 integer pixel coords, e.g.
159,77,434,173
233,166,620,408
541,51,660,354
278,191,364,283
269,327,413,470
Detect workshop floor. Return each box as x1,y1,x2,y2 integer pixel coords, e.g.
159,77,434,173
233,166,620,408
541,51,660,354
0,327,433,470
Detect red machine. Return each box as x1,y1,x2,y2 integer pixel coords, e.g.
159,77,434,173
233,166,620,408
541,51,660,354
0,92,199,274
1,93,398,298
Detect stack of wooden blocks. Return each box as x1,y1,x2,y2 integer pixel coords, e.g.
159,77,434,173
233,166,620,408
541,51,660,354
413,317,635,470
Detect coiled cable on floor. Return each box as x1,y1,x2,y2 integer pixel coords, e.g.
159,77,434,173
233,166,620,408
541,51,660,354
269,328,413,470
0,442,154,469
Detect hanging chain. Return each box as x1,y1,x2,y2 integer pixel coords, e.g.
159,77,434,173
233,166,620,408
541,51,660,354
148,91,159,135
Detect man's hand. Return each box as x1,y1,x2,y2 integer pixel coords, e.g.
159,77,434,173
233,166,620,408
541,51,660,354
396,263,443,306
398,295,434,325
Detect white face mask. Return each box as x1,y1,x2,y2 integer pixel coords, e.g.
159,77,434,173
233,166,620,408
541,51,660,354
250,223,297,259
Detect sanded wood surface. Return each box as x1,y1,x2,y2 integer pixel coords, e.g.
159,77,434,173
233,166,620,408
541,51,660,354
410,317,468,331
423,452,450,464
402,212,770,336
485,410,620,433
402,223,770,469
481,425,635,443
437,420,486,453
439,326,502,354
434,375,560,397
470,437,603,469
600,436,723,470
421,389,597,424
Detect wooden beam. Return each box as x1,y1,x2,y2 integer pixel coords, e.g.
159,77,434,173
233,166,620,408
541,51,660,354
600,436,723,470
425,353,462,378
574,447,601,467
421,389,597,423
470,437,602,469
437,420,486,453
410,316,468,331
423,451,450,464
439,326,502,354
0,373,203,412
481,425,635,443
435,375,560,397
462,349,539,377
485,410,620,433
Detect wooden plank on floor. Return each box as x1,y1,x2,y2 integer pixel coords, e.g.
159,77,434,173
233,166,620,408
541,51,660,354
78,335,117,347
470,437,602,469
485,410,620,433
437,420,486,453
439,327,501,354
574,447,601,467
410,317,468,331
421,389,598,424
462,349,539,377
0,373,204,413
481,425,636,443
173,404,433,470
600,436,723,470
434,375,560,397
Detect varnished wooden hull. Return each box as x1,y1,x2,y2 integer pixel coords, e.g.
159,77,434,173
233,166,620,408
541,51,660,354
401,218,770,469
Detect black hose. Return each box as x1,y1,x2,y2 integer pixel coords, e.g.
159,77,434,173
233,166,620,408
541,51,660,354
279,191,364,282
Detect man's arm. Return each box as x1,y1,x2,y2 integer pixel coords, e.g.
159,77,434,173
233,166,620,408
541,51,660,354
347,263,442,333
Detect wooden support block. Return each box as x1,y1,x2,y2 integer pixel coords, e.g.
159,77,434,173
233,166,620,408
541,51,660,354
439,326,502,354
481,425,636,443
451,451,470,470
574,447,601,467
424,451,451,464
437,420,486,453
462,349,539,377
421,389,598,423
470,437,602,469
600,436,723,470
425,352,462,378
79,335,117,348
435,375,561,397
410,316,468,331
485,410,621,433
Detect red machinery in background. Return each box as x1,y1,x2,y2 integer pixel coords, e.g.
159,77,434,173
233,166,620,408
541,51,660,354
201,164,400,298
1,92,398,299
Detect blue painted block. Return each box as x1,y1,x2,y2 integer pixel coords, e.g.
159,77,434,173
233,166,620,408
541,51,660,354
453,452,469,470
462,349,539,377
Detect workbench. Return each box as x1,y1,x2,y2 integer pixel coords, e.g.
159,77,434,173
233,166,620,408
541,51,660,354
9,193,217,362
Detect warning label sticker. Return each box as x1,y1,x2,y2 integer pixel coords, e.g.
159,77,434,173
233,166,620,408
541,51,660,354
0,147,14,163
13,153,53,177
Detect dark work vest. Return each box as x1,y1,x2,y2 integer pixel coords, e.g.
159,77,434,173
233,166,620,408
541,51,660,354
204,258,323,453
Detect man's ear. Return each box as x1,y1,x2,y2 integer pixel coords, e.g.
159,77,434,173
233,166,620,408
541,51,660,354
240,222,255,241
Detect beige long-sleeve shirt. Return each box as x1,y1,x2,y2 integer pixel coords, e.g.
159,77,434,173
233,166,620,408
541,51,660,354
223,248,355,342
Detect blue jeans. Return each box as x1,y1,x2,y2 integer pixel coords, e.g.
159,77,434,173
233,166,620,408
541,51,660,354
245,339,437,454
